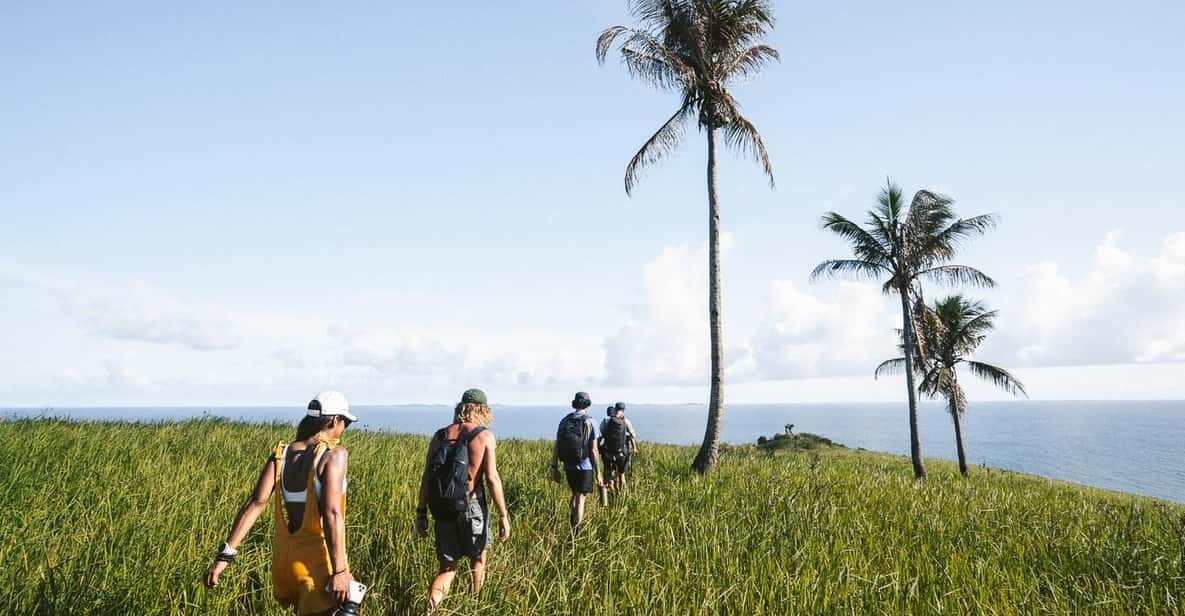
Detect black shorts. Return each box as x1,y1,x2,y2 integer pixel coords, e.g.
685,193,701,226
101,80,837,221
603,452,629,475
433,497,488,562
565,469,594,494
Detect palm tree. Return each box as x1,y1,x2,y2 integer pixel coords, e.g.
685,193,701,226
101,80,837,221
597,0,778,474
811,180,996,479
877,295,1027,476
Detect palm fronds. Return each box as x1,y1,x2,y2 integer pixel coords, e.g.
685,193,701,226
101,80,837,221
809,259,888,282
598,0,778,195
624,101,695,194
720,108,774,186
874,357,907,378
917,265,997,289
968,361,1028,398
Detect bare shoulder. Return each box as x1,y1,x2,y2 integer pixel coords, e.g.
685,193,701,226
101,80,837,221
475,428,497,447
325,446,349,462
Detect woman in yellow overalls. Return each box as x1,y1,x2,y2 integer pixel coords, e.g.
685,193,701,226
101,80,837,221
205,391,358,615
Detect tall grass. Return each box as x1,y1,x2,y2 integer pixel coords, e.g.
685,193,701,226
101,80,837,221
2,418,1182,614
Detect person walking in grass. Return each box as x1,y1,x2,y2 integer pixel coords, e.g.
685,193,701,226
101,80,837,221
551,391,603,528
205,391,359,616
415,388,511,613
599,402,637,493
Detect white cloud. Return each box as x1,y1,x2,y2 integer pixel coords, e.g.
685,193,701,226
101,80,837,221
9,230,1185,405
330,323,467,377
601,234,896,386
602,236,727,386
749,280,896,379
987,231,1185,366
0,262,240,351
62,281,240,351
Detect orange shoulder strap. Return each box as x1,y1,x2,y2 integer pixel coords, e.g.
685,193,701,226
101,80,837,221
272,442,287,528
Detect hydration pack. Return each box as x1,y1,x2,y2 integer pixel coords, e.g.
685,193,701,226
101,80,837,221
556,413,590,465
427,426,486,520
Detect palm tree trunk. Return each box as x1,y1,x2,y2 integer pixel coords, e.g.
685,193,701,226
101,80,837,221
950,397,968,476
692,128,724,475
899,288,927,479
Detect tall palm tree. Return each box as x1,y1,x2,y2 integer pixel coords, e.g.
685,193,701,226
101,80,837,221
877,295,1027,476
811,180,996,479
597,0,778,474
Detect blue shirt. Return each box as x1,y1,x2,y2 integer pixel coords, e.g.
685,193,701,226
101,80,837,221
558,412,597,471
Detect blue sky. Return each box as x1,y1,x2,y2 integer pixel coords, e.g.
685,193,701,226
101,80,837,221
2,1,1184,405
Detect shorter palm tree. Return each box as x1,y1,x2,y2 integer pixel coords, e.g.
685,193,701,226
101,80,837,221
877,295,1026,476
812,180,997,479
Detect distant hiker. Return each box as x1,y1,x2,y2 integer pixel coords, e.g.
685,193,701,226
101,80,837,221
599,401,637,492
416,388,511,613
205,391,360,616
551,391,603,528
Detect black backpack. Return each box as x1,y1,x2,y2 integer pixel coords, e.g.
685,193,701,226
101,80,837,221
601,416,628,457
556,413,589,465
427,426,486,520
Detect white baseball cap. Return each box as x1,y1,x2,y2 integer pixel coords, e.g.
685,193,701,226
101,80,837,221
307,390,358,422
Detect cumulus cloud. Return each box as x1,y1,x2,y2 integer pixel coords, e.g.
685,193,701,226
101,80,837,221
0,262,240,351
987,231,1185,366
602,236,725,386
60,282,240,351
330,324,467,376
600,234,897,386
749,280,896,379
10,229,1185,404
323,323,590,389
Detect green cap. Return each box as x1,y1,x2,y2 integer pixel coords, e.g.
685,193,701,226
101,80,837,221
461,388,487,405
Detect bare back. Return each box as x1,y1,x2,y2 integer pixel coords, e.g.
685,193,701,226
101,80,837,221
435,422,495,500
279,441,336,534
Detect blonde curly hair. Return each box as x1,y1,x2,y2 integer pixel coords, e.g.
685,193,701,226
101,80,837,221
454,401,493,426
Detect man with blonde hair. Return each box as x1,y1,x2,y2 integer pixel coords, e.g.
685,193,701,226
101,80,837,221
416,388,510,612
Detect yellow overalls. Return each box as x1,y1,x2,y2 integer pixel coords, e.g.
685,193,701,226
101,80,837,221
271,440,347,615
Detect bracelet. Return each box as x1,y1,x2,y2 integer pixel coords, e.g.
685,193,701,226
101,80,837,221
332,568,349,576
215,553,236,564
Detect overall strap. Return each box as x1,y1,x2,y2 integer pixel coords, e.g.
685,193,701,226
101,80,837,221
272,442,287,528
301,441,332,532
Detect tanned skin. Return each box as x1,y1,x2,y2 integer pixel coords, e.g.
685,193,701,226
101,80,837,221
416,422,510,611
205,416,354,611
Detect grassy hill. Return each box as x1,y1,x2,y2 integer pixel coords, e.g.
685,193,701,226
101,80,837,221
1,418,1182,615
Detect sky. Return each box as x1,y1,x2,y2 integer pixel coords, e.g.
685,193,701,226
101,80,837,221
2,1,1184,406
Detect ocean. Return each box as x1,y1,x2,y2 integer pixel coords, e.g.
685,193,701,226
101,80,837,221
5,400,1183,503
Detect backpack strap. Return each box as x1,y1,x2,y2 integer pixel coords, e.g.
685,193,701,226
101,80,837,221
461,426,487,444
579,415,591,458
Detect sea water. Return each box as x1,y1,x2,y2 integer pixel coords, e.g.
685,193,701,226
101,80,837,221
5,400,1183,503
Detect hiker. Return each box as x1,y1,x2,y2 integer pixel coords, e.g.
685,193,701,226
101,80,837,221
599,401,637,492
205,391,359,616
550,391,603,527
415,388,511,613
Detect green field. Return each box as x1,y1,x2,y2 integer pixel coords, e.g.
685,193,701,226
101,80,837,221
2,418,1182,615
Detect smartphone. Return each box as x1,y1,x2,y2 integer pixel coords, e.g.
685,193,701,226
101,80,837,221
325,579,368,604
